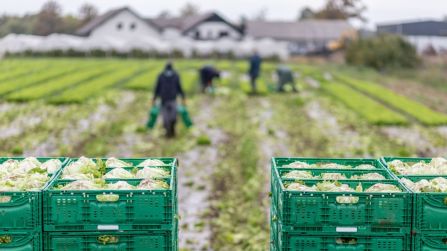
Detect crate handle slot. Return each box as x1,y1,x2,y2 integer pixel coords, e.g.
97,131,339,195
0,196,11,203
336,237,357,245
444,197,447,205
336,196,359,204
0,235,12,244
97,235,119,245
96,194,119,202
443,238,447,244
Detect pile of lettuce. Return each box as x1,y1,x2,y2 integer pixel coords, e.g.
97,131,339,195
286,181,401,193
0,157,62,191
388,158,447,175
400,177,447,192
282,170,385,180
58,157,170,191
283,161,376,170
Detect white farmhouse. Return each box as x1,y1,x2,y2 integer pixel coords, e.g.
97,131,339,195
77,7,242,41
149,12,243,40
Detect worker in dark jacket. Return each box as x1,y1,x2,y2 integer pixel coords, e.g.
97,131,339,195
248,52,262,93
276,65,298,92
153,62,186,138
199,65,220,93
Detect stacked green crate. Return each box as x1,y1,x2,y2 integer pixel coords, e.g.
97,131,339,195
381,157,447,251
43,157,178,251
271,158,412,251
0,157,67,251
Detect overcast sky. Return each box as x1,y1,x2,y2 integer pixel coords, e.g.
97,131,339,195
1,0,446,28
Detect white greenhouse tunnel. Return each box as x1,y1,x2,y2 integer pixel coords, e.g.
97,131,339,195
0,33,290,60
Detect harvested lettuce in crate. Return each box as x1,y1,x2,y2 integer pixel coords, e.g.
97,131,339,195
136,167,170,179
388,157,447,175
0,157,63,191
103,168,134,179
105,158,131,168
400,177,447,192
137,159,167,167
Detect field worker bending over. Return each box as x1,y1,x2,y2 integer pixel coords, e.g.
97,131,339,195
153,62,186,138
199,65,220,93
248,51,262,93
276,65,298,93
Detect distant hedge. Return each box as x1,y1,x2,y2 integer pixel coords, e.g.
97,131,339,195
345,34,420,70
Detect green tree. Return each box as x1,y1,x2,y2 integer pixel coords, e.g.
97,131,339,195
314,0,366,21
298,7,315,20
180,2,200,17
78,3,98,25
33,0,63,35
345,34,420,70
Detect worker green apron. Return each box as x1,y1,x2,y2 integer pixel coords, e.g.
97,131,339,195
146,105,193,129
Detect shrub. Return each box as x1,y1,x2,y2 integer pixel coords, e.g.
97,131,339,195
345,34,420,70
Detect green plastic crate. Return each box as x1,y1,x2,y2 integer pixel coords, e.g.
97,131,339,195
0,231,42,251
381,157,447,233
380,157,434,177
271,220,411,251
413,233,447,250
43,229,177,251
43,158,177,231
273,158,389,170
395,175,447,234
271,158,411,234
0,157,67,231
277,168,395,181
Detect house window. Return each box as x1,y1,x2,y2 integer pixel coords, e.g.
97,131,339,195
219,31,229,38
116,22,123,30
195,31,200,39
130,23,137,30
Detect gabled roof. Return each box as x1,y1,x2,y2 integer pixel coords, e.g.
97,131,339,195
377,20,447,37
149,12,242,34
76,7,159,36
246,20,354,41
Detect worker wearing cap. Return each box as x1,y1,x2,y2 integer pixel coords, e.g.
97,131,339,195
153,62,186,138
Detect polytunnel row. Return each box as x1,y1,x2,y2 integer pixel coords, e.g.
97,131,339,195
0,33,290,59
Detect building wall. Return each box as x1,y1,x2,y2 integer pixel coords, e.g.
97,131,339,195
406,35,447,53
90,10,159,39
184,22,241,40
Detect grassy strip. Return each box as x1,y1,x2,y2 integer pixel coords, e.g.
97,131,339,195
6,65,115,101
0,63,77,95
124,66,163,90
211,92,268,251
181,71,199,95
240,77,269,95
337,75,447,125
49,66,140,104
0,63,50,83
322,82,408,125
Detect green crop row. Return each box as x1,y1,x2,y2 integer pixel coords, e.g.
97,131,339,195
240,76,269,95
49,66,140,104
322,82,409,125
337,75,447,125
124,67,162,91
0,63,77,96
0,63,52,83
181,71,199,95
6,65,115,101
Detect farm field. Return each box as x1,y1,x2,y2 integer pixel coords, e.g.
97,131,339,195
0,58,447,250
